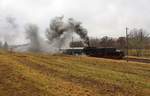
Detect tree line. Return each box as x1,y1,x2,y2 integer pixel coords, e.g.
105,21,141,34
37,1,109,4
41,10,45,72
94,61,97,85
70,28,150,57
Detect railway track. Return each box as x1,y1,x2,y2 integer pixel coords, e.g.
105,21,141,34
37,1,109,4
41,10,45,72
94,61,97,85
124,57,150,64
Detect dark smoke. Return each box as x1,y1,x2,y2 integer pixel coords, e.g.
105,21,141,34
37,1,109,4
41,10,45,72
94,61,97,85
46,16,89,49
68,18,89,46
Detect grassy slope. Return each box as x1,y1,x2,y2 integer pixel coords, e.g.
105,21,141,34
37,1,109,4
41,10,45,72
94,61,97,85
0,52,149,96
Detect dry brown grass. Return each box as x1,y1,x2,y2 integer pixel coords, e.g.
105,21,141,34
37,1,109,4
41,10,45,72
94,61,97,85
0,52,149,96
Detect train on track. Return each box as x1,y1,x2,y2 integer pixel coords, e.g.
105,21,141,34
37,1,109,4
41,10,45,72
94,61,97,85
62,47,125,59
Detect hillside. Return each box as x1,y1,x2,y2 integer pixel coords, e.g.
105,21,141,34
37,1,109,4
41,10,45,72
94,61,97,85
0,52,149,96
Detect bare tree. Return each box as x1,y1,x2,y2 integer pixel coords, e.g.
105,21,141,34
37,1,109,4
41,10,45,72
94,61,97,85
100,36,116,47
3,41,9,50
70,41,84,47
116,37,126,49
128,28,149,56
0,41,3,49
88,38,101,47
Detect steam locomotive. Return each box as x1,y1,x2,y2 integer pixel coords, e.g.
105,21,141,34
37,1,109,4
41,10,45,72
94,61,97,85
62,47,125,59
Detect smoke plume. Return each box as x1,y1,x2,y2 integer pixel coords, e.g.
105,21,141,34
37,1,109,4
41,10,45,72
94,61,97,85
46,16,89,50
25,24,42,52
0,15,25,45
1,16,89,53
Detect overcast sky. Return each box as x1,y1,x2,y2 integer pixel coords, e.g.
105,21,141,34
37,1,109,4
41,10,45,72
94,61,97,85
0,0,150,44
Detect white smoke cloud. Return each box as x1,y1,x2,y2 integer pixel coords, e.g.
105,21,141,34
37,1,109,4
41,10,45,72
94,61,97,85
0,15,26,45
14,16,88,53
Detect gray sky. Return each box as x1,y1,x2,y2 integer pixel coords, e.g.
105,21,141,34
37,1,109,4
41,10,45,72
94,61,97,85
0,0,150,44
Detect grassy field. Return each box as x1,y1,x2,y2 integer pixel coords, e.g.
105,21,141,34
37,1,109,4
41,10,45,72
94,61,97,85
128,49,150,58
0,52,149,96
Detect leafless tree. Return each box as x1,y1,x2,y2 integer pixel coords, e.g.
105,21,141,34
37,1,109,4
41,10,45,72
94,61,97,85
116,37,126,49
3,41,9,50
70,41,84,47
100,36,116,47
0,41,3,49
88,38,101,47
128,28,150,56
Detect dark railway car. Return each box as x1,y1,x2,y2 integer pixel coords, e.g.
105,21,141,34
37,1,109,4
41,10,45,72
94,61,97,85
62,47,125,59
83,47,125,59
62,48,84,55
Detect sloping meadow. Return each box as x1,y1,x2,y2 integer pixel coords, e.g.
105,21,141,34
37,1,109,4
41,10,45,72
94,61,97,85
0,52,149,96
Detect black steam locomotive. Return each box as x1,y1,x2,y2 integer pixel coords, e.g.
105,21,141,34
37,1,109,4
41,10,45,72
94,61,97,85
63,47,125,59
83,47,124,59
